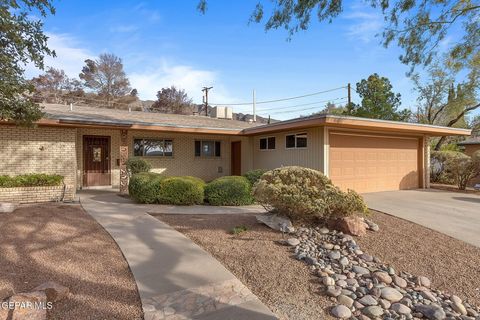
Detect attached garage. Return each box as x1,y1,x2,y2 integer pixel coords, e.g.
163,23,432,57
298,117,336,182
329,132,421,193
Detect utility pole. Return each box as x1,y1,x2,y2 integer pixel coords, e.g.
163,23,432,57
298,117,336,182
252,89,256,122
347,83,351,106
202,86,213,116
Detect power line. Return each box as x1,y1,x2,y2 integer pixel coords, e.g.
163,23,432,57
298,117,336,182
256,97,347,113
258,99,347,116
210,86,347,106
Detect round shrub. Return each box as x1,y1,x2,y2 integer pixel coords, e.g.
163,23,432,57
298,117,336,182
126,158,151,175
430,150,467,184
157,176,205,205
253,166,367,222
128,172,163,203
243,169,267,187
205,176,253,206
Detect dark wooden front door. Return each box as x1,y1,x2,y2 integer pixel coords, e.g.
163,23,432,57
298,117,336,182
231,141,242,176
83,136,111,187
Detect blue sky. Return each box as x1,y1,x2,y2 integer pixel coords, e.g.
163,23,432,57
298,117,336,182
28,1,427,120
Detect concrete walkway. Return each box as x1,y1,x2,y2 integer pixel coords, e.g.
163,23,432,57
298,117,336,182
363,189,480,248
79,190,276,320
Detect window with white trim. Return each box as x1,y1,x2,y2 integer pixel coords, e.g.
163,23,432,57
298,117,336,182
285,133,307,149
133,139,173,157
259,137,276,150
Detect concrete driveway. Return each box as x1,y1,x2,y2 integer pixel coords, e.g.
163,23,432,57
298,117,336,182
363,189,480,248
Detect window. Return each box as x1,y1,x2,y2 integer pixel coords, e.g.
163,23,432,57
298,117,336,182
134,139,173,157
259,137,276,150
195,140,221,157
286,133,308,149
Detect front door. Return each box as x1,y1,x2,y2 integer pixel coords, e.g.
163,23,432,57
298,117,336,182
83,136,111,187
231,141,242,176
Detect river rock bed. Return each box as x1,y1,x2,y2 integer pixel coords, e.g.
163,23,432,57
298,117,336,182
289,226,480,320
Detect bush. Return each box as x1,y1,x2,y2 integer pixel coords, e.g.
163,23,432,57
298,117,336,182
157,176,205,205
243,169,267,187
0,173,64,188
445,153,480,190
126,158,151,175
430,150,466,184
253,166,367,222
205,176,254,206
128,172,163,203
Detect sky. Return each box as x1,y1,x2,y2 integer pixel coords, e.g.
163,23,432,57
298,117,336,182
26,1,439,120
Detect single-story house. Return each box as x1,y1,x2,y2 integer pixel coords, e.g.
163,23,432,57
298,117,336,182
0,104,470,201
458,137,480,156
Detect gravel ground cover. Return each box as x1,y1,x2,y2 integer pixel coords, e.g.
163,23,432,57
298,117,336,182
156,210,480,320
154,213,333,320
0,203,143,320
357,210,480,306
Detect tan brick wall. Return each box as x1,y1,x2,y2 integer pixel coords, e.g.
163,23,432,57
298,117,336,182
0,125,77,192
128,130,234,181
0,186,74,203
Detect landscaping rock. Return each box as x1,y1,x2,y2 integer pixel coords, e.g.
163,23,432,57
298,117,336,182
415,304,446,320
391,303,412,315
452,301,468,316
352,265,370,276
331,305,352,318
373,271,392,284
358,295,378,306
0,203,17,213
286,238,300,246
326,287,342,297
365,219,379,231
393,275,408,288
32,281,69,303
329,251,341,260
337,295,354,308
332,216,367,236
255,214,294,233
362,306,384,318
323,277,335,286
380,287,403,302
417,276,431,288
8,291,47,320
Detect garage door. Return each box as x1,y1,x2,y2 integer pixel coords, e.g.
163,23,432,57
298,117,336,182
329,132,420,193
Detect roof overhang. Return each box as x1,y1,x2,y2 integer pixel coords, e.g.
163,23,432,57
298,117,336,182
0,118,244,135
242,114,472,137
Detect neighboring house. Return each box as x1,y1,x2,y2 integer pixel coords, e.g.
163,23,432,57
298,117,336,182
0,104,470,199
458,137,480,156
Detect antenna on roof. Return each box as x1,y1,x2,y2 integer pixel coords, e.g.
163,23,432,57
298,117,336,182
69,103,73,111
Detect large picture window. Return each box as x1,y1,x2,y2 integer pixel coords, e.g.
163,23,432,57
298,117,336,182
134,139,173,157
259,137,276,150
195,140,221,157
285,133,307,149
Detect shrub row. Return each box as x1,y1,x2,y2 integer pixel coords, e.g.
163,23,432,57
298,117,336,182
0,173,64,188
128,173,254,206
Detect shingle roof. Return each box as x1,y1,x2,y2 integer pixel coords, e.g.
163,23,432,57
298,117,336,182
41,104,259,131
458,136,480,145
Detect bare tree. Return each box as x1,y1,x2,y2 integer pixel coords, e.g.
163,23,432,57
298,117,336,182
31,67,84,104
79,53,131,106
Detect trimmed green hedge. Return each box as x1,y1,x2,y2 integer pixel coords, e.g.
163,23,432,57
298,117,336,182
157,176,205,205
0,173,64,188
128,172,164,204
205,176,253,206
126,158,152,175
243,169,267,187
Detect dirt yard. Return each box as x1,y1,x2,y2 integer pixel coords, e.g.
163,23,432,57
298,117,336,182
0,203,143,320
156,211,480,319
154,213,332,320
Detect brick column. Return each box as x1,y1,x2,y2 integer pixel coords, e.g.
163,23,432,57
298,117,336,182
120,129,129,193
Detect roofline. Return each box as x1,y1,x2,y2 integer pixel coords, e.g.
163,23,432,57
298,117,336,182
242,114,471,136
1,113,471,137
